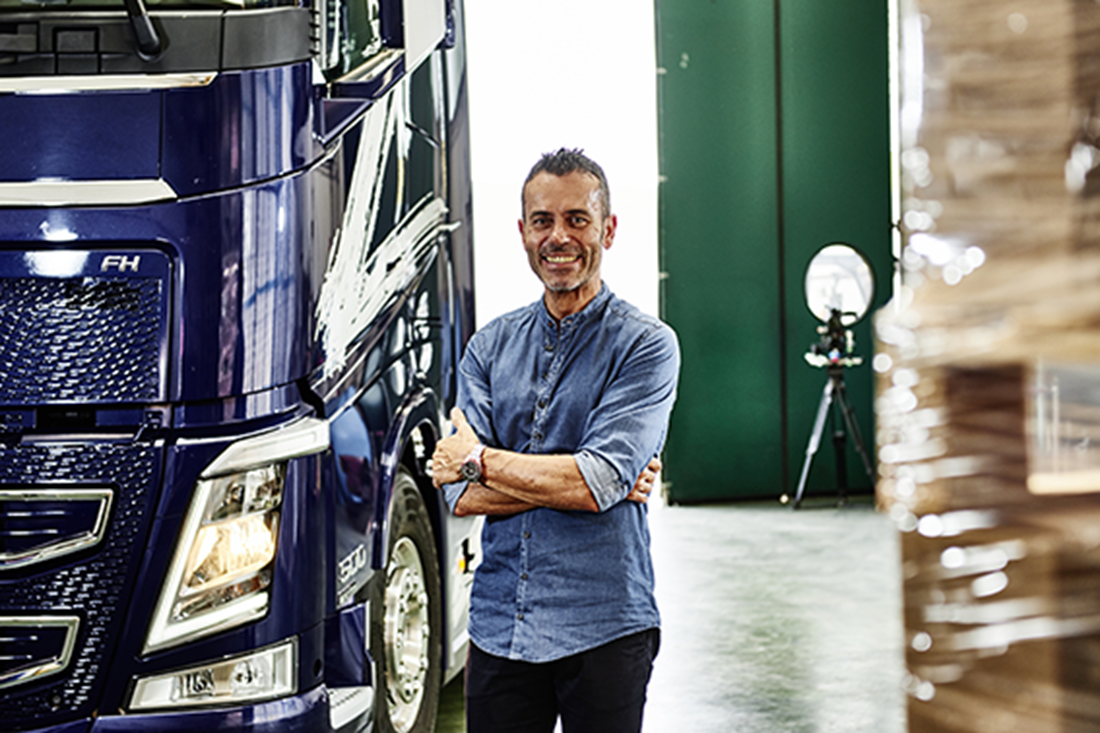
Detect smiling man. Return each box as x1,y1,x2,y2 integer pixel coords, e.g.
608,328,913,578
431,148,680,733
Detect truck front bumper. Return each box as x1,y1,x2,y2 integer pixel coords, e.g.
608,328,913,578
22,686,332,733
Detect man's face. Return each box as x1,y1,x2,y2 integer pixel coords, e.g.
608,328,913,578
519,171,616,298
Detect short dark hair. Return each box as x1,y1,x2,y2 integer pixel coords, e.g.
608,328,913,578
522,148,611,218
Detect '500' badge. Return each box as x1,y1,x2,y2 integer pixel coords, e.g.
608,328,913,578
338,544,368,585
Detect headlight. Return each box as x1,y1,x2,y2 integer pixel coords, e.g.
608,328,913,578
128,639,296,711
144,418,329,654
144,464,285,654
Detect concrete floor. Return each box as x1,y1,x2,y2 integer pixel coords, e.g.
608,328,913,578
436,495,908,733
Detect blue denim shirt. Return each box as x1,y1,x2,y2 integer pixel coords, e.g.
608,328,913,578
444,283,680,662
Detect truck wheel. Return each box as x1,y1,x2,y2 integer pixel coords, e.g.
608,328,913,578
372,468,442,733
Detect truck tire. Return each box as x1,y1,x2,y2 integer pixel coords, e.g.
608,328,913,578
372,468,443,733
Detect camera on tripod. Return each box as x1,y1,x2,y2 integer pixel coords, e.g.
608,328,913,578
782,244,876,509
805,307,862,369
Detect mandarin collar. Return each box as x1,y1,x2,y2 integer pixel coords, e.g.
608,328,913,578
540,282,610,330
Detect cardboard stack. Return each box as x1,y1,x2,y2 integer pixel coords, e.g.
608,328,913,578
878,0,1100,729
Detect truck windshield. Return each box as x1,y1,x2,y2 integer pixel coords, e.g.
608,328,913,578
0,0,299,8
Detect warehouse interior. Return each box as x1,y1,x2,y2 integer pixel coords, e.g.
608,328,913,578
2,0,1095,729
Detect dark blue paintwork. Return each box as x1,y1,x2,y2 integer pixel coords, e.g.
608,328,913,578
324,603,370,687
0,63,317,193
162,63,318,197
0,92,160,182
0,3,478,730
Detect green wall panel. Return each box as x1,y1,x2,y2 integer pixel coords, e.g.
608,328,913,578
779,1,892,499
657,0,784,503
657,0,891,502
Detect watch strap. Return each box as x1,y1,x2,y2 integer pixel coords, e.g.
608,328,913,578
461,443,486,483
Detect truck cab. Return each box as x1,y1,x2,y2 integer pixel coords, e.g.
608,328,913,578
0,1,480,731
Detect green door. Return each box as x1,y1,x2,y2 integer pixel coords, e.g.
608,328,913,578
658,0,892,502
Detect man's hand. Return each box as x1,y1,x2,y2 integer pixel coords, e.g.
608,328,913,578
627,457,661,504
431,407,481,488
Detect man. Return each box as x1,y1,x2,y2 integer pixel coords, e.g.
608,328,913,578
431,148,680,732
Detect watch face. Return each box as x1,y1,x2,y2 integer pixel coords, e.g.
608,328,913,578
461,460,481,482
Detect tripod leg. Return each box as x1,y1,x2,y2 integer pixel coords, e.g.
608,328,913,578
791,380,835,509
830,400,849,505
834,382,875,486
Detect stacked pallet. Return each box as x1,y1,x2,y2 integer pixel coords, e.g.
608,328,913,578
878,1,1100,730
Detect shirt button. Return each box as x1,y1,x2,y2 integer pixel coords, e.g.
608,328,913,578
523,531,531,539
544,343,554,352
521,573,528,580
517,613,525,620
537,399,547,409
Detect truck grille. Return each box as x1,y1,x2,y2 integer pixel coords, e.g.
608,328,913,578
0,440,160,726
0,249,170,405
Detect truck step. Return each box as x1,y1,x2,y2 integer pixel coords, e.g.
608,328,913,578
328,685,373,732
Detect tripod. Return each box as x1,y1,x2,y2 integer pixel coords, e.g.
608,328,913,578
789,364,875,509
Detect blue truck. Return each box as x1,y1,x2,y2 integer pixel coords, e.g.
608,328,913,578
0,0,480,731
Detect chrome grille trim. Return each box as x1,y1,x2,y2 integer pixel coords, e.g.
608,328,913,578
0,178,178,207
0,489,113,570
0,616,80,691
0,73,217,94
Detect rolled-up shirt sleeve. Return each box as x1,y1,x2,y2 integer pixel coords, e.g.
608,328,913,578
577,322,680,510
574,449,628,512
442,479,467,515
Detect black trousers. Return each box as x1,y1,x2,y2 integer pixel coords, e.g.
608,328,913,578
465,628,660,733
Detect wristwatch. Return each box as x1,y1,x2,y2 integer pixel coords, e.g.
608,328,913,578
461,444,486,484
